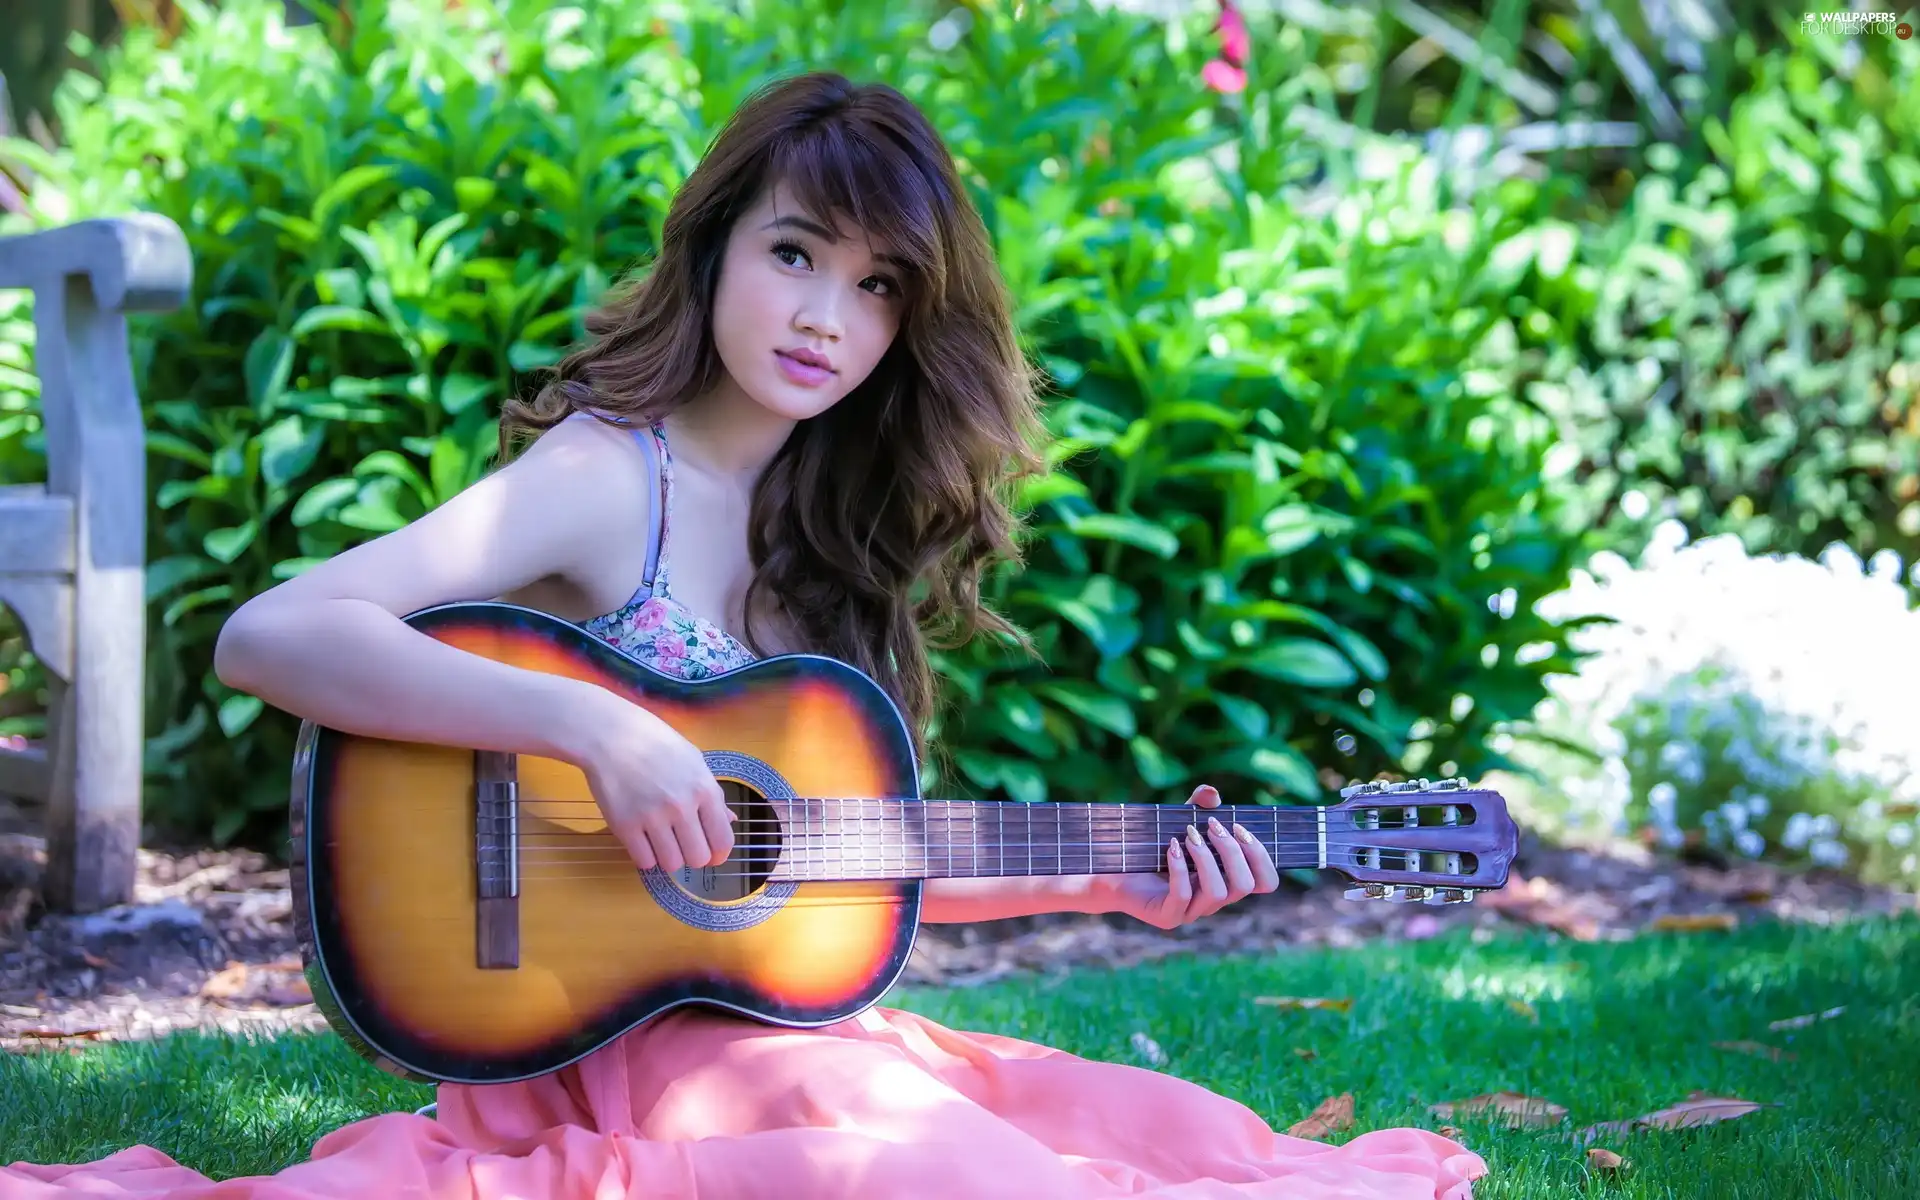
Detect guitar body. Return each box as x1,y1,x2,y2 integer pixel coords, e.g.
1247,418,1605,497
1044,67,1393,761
291,602,923,1085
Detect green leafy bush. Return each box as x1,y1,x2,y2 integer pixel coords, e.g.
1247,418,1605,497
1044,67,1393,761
1528,24,1920,574
0,0,1594,843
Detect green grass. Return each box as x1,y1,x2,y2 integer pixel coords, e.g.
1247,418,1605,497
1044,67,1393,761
4,916,1917,1197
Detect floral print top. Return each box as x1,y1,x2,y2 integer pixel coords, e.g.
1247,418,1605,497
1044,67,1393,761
581,421,761,680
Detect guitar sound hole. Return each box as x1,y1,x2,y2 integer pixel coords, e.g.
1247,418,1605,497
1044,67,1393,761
668,781,782,901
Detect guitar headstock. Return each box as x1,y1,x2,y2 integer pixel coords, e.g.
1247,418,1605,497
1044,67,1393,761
1324,778,1517,906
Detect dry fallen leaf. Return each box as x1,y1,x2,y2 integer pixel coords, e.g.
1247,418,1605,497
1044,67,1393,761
1436,1124,1465,1141
262,977,313,1006
1401,913,1444,941
200,963,251,1000
79,950,112,969
1292,1047,1317,1061
1712,1040,1794,1062
1768,1006,1845,1031
1253,996,1354,1014
1635,1092,1769,1130
1571,1091,1771,1144
1506,999,1540,1024
1649,913,1738,933
1473,874,1604,941
1287,1092,1355,1140
16,1025,107,1041
1586,1148,1629,1175
1429,1092,1569,1129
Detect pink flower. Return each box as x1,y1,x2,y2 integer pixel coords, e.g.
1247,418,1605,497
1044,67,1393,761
632,602,667,633
1203,0,1249,94
653,635,687,659
1203,59,1247,93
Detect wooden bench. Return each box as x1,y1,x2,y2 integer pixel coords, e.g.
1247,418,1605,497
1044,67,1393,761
0,214,192,913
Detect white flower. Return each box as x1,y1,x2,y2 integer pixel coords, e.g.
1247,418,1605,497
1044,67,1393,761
1649,782,1678,814
1889,824,1914,848
1735,829,1765,857
1782,812,1814,851
1809,839,1850,868
1516,518,1920,881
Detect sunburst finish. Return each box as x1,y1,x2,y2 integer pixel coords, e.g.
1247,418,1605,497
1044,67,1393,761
291,602,922,1085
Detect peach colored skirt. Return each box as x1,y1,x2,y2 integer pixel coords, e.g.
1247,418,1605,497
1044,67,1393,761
2,1006,1484,1199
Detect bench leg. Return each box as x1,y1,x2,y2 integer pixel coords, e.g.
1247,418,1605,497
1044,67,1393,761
40,665,141,914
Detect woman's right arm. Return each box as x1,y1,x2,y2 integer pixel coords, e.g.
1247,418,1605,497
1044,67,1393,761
214,418,624,761
214,418,734,872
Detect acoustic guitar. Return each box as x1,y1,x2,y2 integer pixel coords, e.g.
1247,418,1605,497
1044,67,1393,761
290,601,1517,1085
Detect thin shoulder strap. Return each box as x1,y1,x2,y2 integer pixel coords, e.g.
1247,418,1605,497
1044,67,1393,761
563,410,671,606
618,422,667,603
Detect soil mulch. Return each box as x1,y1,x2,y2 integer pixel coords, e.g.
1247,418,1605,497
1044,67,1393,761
2,822,1913,1055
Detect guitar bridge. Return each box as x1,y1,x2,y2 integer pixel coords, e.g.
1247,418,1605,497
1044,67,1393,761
474,751,520,969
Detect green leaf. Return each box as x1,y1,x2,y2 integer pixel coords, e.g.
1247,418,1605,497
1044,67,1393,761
1129,736,1187,788
428,435,473,503
998,760,1048,804
454,176,499,209
144,555,221,602
272,557,325,580
291,477,360,526
291,306,390,339
1208,742,1319,799
146,432,211,469
1213,694,1269,741
953,750,1002,791
203,521,259,564
244,329,294,411
1261,506,1321,555
1034,682,1136,738
991,687,1047,734
1237,639,1358,689
312,164,401,228
508,341,566,371
258,416,324,488
218,693,265,738
1065,513,1179,559
161,584,233,627
1328,627,1389,682
211,808,247,846
439,373,495,416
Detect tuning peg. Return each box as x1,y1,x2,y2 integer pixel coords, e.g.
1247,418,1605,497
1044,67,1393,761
1423,888,1474,905
1343,883,1392,901
1390,885,1433,903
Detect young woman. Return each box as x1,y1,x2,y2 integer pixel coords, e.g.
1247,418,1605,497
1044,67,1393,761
2,72,1483,1199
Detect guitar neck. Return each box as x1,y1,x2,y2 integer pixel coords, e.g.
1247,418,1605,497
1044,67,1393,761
765,798,1336,881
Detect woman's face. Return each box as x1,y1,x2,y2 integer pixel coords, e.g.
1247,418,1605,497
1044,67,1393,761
708,180,908,422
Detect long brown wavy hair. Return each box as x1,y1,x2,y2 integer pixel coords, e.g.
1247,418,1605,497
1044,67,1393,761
501,71,1047,763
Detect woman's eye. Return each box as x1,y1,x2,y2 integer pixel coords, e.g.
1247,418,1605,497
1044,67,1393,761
774,241,898,298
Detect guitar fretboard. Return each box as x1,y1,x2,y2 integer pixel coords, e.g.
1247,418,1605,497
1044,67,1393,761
762,799,1331,881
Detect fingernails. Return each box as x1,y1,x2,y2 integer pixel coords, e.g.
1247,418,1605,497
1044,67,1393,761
1187,824,1205,846
1207,816,1226,837
1168,837,1184,860
1233,822,1257,844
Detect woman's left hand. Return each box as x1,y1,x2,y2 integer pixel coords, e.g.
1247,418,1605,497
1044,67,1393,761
1090,784,1282,930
